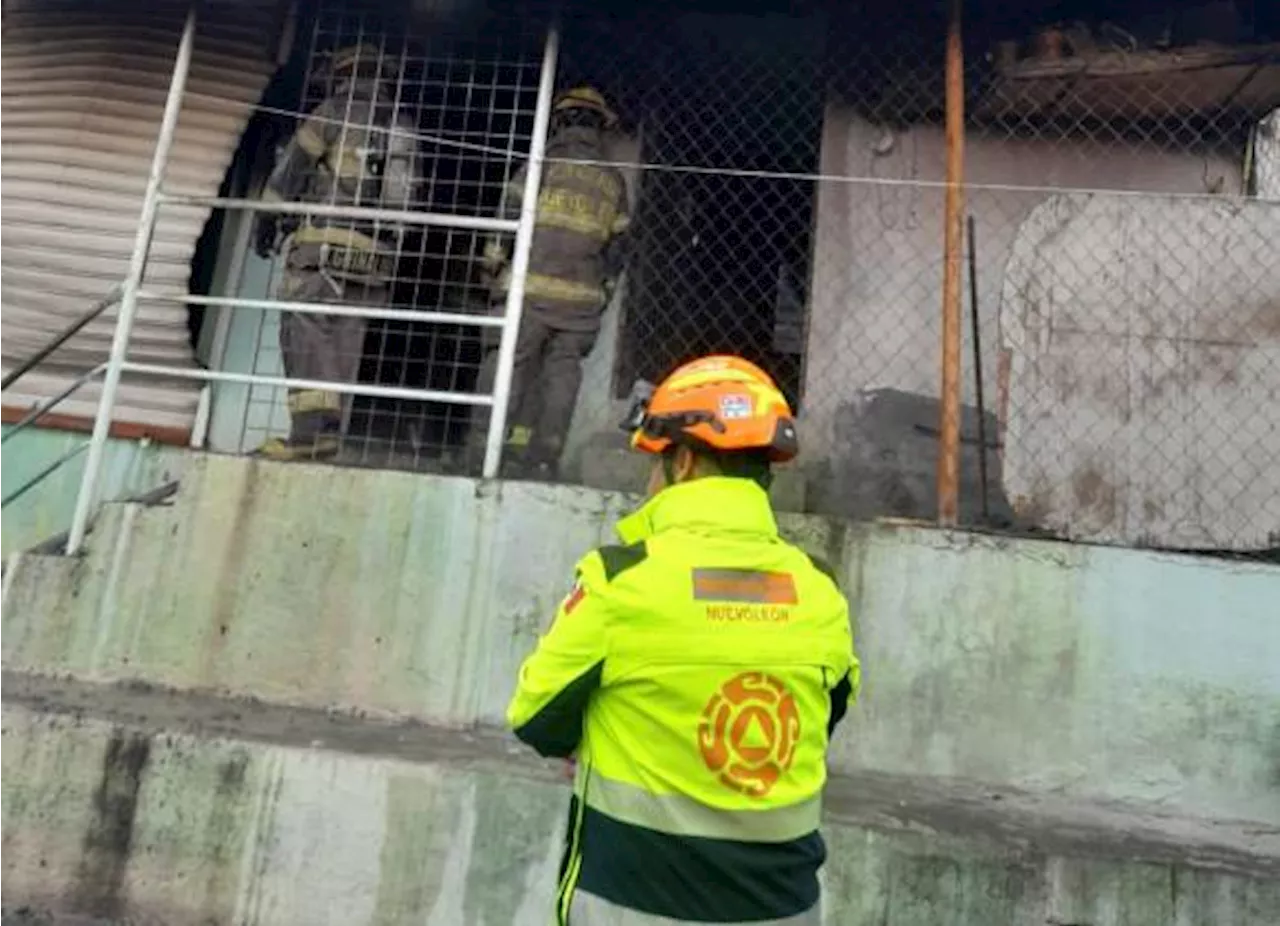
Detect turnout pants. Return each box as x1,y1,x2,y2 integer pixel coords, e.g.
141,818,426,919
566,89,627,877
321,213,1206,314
468,308,597,472
277,248,389,444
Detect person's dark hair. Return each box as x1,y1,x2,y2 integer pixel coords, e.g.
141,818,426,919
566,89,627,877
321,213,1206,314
710,449,774,490
662,446,774,491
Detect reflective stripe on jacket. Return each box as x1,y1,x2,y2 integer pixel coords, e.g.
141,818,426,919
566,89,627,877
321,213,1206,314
494,126,629,317
507,477,860,924
262,78,420,260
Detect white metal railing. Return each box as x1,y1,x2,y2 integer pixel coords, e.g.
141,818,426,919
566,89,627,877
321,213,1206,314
2,363,109,445
140,292,508,328
1,363,107,510
64,5,561,555
156,194,521,234
1,288,115,511
0,287,120,392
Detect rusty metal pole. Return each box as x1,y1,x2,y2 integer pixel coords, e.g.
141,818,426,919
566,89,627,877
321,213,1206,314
937,0,966,527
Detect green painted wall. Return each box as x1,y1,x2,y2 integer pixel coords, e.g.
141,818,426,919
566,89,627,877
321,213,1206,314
4,704,1277,926
1,427,187,557
4,453,1278,828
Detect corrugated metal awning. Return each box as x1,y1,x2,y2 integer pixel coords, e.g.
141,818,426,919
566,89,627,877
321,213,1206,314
1,0,278,437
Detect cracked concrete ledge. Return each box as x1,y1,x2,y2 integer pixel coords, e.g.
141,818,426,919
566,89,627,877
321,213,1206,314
6,455,1278,833
6,669,1277,883
7,671,1279,925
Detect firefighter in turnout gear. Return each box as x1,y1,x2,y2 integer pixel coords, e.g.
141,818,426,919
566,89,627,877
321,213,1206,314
253,43,422,461
467,85,630,477
508,356,860,924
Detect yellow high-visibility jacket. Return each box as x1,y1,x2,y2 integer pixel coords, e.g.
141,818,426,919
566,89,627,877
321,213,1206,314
507,476,860,925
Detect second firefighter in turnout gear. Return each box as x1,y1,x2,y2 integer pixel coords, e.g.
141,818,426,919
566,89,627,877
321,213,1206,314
468,86,630,476
508,356,861,924
253,43,422,461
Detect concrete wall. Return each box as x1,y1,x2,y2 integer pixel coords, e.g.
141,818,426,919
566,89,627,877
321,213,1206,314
804,107,1242,455
1,457,633,726
0,427,187,557
4,454,1278,827
5,695,1277,926
998,193,1280,549
2,703,566,926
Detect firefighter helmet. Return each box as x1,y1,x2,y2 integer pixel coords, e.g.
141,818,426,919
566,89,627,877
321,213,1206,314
330,43,394,79
552,85,619,129
622,355,798,462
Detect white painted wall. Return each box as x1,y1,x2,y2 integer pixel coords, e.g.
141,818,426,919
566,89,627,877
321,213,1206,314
804,105,1243,455
999,192,1280,549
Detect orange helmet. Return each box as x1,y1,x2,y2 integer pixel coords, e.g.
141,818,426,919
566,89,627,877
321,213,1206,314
622,355,798,463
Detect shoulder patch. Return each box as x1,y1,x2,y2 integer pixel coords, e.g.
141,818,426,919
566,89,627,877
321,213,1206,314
563,579,587,615
597,542,648,582
805,552,841,587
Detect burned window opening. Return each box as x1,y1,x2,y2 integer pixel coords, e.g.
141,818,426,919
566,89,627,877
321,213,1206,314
589,11,827,411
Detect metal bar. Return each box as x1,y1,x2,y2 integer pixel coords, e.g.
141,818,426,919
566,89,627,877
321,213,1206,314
1,286,119,392
483,21,560,479
2,442,89,510
966,215,989,522
189,382,212,449
1,363,107,445
1219,60,1266,112
118,361,494,407
156,194,520,234
140,291,505,327
936,0,965,528
66,5,197,557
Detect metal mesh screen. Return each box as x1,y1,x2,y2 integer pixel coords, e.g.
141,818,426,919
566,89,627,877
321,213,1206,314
218,0,547,469
563,11,825,405
550,1,1280,553
949,6,1280,551
198,0,1280,553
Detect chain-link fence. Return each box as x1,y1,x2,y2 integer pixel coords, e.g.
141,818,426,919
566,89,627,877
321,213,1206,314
193,0,547,469
191,0,1279,553
547,1,1280,553
953,6,1280,553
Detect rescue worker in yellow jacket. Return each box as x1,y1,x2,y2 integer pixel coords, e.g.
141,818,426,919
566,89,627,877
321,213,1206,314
467,86,630,477
507,355,860,924
253,43,422,461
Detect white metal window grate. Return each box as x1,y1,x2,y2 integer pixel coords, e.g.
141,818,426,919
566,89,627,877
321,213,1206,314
225,0,551,470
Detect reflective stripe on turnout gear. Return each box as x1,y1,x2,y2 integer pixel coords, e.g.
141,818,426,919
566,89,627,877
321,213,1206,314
569,889,821,925
289,228,396,282
586,774,821,842
294,123,327,158
287,389,341,415
256,435,339,462
291,224,382,254
491,143,628,312
507,424,532,448
497,270,604,305
261,80,421,247
535,181,624,240
557,792,590,926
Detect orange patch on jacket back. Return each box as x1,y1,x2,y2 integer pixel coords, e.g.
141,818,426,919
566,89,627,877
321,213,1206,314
691,569,798,605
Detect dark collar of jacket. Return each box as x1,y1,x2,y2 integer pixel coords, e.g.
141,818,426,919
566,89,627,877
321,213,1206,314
545,125,606,160
615,477,779,545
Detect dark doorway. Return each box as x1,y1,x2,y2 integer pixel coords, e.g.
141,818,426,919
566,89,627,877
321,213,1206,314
611,12,827,410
